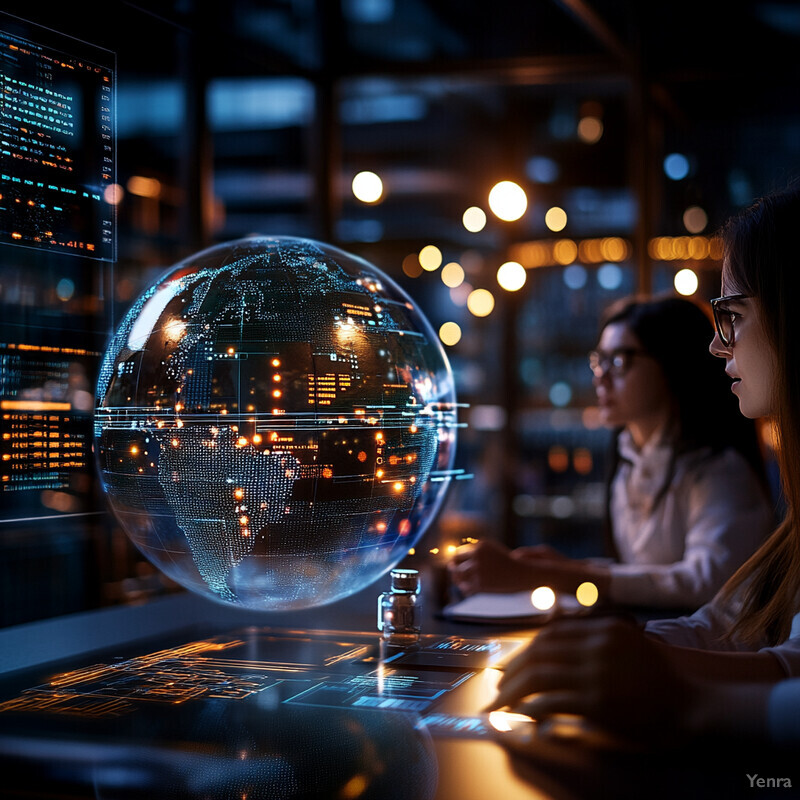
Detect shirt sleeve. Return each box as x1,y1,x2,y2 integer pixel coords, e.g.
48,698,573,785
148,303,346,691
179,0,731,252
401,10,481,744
607,450,773,609
645,596,743,650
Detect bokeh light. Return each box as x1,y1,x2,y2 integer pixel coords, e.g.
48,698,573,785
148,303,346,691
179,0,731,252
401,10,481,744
352,170,383,203
674,267,699,296
576,581,599,607
488,181,528,222
531,586,556,611
545,206,568,232
441,261,465,288
496,261,527,292
549,381,572,407
467,288,495,317
597,263,623,290
563,264,587,290
402,253,423,278
577,116,603,143
56,278,75,302
526,156,559,183
438,321,462,346
418,244,443,271
104,183,124,205
462,206,487,233
683,205,708,234
664,153,690,180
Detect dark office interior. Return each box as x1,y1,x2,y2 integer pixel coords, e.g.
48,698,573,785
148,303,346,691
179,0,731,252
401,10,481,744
2,2,800,798
2,0,798,627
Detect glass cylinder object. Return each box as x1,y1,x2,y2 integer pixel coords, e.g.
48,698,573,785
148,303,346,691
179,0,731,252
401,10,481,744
377,568,422,643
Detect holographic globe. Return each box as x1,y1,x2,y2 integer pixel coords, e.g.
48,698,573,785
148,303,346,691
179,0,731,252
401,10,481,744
94,237,458,610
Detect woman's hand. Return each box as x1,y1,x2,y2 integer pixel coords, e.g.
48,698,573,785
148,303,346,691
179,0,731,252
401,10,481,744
448,539,546,595
512,544,572,563
491,616,695,741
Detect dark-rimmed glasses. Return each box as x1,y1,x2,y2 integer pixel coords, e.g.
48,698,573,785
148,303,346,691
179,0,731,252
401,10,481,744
710,294,749,347
588,348,646,378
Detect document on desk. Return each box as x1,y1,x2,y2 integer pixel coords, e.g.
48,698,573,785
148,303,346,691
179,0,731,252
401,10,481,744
442,590,581,624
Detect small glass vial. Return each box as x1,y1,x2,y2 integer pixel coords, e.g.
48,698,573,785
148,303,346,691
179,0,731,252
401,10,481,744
377,568,421,644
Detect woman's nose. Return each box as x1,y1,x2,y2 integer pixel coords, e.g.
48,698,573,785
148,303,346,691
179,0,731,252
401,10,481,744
709,331,730,359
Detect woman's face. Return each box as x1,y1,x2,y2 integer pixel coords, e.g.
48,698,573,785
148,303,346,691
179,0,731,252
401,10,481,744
709,265,777,419
592,322,672,438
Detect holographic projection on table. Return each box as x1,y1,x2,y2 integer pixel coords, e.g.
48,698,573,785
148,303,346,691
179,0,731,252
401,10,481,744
95,237,465,610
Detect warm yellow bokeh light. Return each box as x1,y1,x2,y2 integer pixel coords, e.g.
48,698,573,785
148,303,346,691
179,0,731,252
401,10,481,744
674,267,699,296
467,288,495,317
496,261,527,292
127,175,162,198
402,253,423,278
683,205,708,234
553,239,578,265
576,581,599,607
419,244,443,271
531,586,556,611
352,170,383,203
438,321,462,347
441,261,465,288
488,180,528,222
577,116,603,144
545,206,568,232
463,206,487,233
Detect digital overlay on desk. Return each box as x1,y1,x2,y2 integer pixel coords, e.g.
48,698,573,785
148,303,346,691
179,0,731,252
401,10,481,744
0,624,527,740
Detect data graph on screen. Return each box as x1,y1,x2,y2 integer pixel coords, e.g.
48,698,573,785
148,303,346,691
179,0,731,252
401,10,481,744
0,14,115,260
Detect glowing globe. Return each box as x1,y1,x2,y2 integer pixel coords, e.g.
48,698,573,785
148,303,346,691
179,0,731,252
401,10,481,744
94,237,458,610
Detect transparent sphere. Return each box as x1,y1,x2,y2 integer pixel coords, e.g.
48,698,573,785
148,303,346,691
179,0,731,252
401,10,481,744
95,237,458,610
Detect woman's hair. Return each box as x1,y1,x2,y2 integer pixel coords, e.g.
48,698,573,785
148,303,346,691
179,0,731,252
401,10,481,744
600,294,764,468
716,184,800,646
599,294,767,559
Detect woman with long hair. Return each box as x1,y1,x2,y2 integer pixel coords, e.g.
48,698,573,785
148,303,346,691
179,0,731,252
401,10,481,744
450,294,773,611
490,185,800,742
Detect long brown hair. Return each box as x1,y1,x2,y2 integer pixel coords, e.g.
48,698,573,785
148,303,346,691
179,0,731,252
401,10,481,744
717,185,800,646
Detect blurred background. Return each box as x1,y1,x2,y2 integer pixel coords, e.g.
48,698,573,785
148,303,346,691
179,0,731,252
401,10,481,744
1,0,798,627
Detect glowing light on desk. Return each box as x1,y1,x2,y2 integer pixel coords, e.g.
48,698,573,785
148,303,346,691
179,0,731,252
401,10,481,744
488,710,535,732
576,581,599,607
531,586,556,611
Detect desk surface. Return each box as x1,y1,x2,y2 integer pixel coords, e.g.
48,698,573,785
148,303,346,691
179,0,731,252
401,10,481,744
0,580,552,800
0,583,797,800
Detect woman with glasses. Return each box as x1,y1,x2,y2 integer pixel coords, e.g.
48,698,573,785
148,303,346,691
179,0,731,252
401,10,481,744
450,294,773,611
490,184,800,745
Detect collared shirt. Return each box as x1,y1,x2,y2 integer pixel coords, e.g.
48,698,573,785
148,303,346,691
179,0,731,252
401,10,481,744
607,429,774,609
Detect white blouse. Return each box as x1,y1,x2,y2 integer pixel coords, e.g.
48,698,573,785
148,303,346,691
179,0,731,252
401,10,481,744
606,429,774,609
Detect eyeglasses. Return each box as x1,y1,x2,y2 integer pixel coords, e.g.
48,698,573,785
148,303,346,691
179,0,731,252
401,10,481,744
588,348,646,378
710,294,749,347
